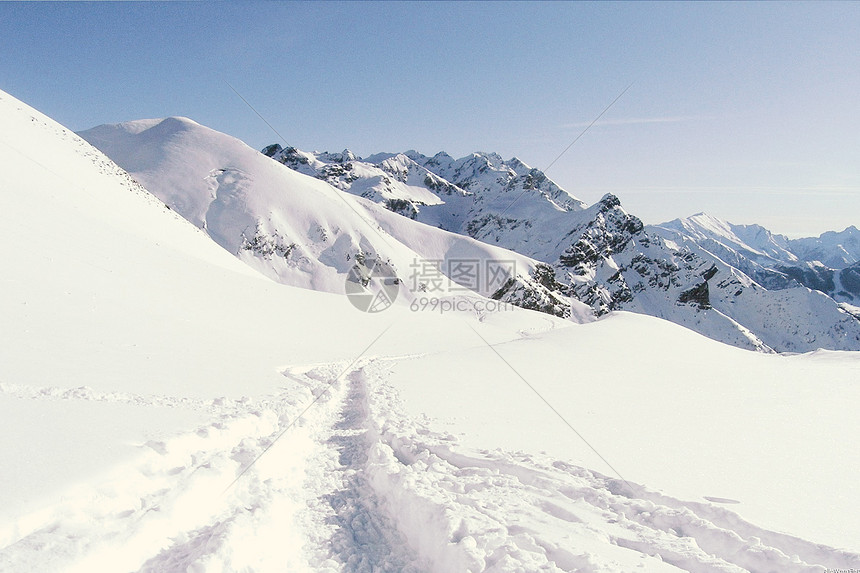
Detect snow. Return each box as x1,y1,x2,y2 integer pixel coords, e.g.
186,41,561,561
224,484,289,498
268,144,588,261
646,218,860,351
654,213,797,263
2,88,859,571
383,313,860,552
791,226,860,269
79,117,429,296
79,117,558,304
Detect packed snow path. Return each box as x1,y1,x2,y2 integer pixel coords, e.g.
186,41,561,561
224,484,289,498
1,358,857,572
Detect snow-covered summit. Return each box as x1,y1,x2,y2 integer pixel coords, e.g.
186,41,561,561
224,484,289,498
656,213,798,263
81,118,446,296
77,115,860,353
268,144,586,242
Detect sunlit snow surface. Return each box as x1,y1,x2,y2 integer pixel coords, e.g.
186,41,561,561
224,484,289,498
1,89,858,572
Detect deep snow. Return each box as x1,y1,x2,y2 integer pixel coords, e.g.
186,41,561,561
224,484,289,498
1,88,859,572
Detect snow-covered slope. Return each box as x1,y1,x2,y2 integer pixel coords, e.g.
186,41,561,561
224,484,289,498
383,313,860,560
654,213,798,269
0,88,569,568
80,120,588,316
2,88,860,571
78,117,426,296
549,198,859,353
79,117,860,352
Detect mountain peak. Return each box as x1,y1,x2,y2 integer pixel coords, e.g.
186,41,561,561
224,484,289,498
262,143,282,157
317,149,357,163
598,193,622,209
77,107,860,355
128,116,202,135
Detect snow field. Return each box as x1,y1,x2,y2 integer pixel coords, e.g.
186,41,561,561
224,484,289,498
0,380,310,571
384,313,860,553
2,332,858,571
355,358,859,572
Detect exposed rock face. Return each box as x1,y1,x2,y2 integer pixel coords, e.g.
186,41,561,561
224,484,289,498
678,282,710,310
491,263,572,318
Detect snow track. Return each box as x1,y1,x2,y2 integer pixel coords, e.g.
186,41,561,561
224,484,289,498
1,359,857,572
300,370,423,572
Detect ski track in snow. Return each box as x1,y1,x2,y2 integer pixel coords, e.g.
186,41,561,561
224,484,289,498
1,359,857,572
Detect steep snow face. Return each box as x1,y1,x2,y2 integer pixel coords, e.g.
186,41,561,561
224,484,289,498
84,121,504,305
80,118,427,295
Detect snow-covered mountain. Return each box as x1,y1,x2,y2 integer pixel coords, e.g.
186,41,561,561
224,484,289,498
259,143,860,353
653,213,799,270
79,120,583,317
3,88,860,570
653,214,860,304
266,144,586,244
791,225,860,269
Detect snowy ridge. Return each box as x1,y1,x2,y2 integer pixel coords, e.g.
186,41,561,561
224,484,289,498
79,115,860,351
655,213,799,264
269,144,587,256
563,202,860,353
791,225,860,269
79,118,426,297
80,119,581,311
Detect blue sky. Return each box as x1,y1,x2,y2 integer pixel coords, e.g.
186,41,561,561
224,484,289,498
2,1,858,237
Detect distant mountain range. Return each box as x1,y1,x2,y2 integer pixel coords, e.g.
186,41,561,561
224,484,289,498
652,214,860,303
79,121,860,353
